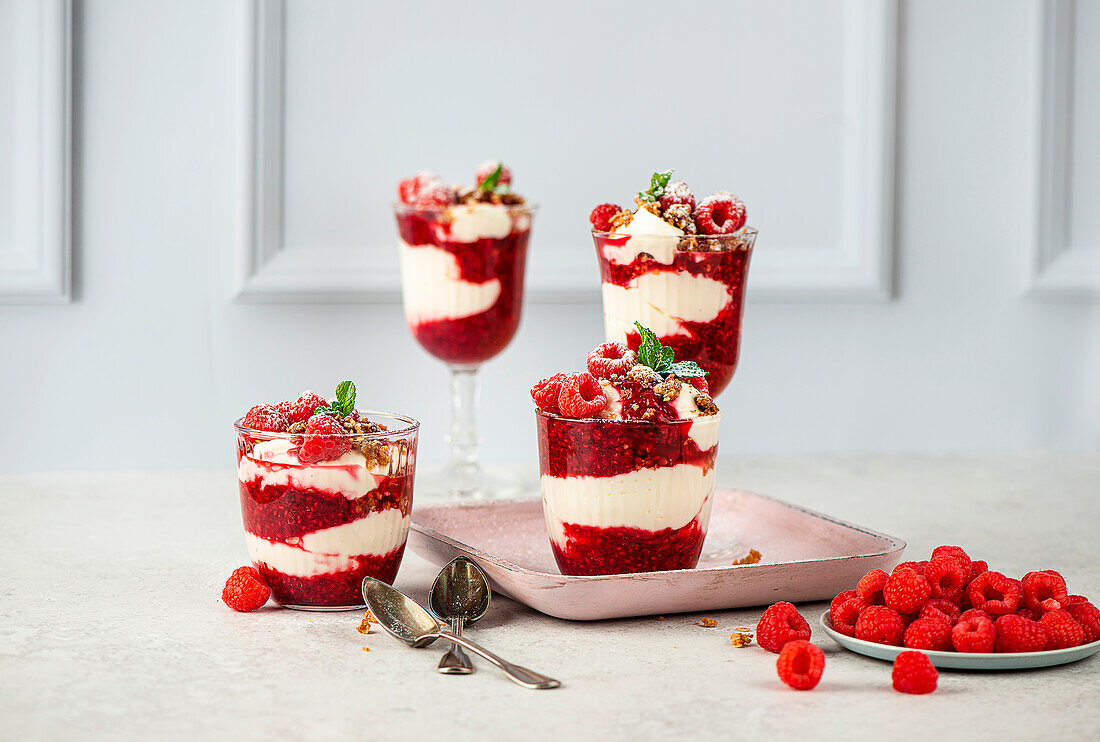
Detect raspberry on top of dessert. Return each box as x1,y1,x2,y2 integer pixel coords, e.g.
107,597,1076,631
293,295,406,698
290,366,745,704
531,326,720,576
394,162,534,365
235,381,419,608
589,170,756,398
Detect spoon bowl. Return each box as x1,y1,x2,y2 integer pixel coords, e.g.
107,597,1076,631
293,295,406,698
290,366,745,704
429,556,491,625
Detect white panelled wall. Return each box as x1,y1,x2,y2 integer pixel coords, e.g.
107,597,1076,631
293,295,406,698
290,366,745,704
0,0,1097,472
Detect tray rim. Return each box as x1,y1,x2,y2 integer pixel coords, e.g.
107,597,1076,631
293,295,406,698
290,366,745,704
820,611,1100,669
410,487,907,582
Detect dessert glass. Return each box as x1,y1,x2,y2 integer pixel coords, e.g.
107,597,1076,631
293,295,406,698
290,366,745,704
535,409,720,576
592,230,756,398
394,202,535,499
234,411,419,610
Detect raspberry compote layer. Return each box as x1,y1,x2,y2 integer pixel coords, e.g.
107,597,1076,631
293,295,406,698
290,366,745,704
396,203,532,365
236,434,416,608
593,231,754,397
536,411,719,576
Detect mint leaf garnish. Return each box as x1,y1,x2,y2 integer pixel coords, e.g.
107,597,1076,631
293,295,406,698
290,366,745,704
633,321,708,381
314,380,357,416
478,163,504,192
637,169,674,203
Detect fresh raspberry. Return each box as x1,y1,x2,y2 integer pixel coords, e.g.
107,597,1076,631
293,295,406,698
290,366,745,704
893,561,926,576
1039,609,1085,649
298,414,351,464
930,545,972,575
1021,570,1069,613
892,651,938,694
1014,607,1039,621
475,160,512,188
658,180,695,213
589,203,622,232
1064,600,1100,643
919,599,961,626
775,640,825,690
884,566,932,614
970,560,989,581
277,390,328,424
221,566,270,612
994,614,1048,652
530,373,568,414
925,555,969,603
694,191,746,235
854,606,905,646
856,569,889,606
1065,594,1089,607
831,590,857,616
242,404,289,432
958,607,992,623
586,342,636,379
756,602,812,653
557,373,608,418
413,180,453,209
831,597,867,637
690,376,709,394
966,571,1021,616
903,617,953,651
952,611,995,652
398,171,442,204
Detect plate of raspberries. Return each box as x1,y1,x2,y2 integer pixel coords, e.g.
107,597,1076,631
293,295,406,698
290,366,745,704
820,544,1100,669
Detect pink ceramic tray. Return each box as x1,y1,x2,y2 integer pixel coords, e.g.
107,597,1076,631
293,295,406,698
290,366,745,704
409,488,905,620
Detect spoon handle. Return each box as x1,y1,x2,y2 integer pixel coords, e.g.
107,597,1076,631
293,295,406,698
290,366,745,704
438,617,474,675
436,629,560,690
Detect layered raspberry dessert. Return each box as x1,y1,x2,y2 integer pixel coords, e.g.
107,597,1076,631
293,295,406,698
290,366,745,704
234,382,418,609
394,162,534,365
531,326,720,576
590,171,756,396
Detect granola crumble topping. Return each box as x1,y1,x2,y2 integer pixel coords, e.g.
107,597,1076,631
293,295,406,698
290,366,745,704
693,393,719,416
652,376,682,403
732,549,762,566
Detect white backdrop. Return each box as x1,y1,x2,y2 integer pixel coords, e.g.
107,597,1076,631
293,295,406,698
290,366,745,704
1,0,1097,473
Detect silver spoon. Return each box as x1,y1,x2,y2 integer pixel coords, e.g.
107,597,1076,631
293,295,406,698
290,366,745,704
429,557,490,675
362,577,561,690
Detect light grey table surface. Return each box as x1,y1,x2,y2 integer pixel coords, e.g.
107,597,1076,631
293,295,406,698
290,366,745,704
2,453,1098,741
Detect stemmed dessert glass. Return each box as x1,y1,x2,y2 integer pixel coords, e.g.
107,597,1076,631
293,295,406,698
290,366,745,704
394,202,535,499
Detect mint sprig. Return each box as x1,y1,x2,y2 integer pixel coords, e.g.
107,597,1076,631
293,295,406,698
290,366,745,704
637,170,674,203
634,322,707,379
314,380,357,416
478,163,510,194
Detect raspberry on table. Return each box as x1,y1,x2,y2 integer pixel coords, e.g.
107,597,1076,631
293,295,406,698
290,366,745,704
694,191,746,235
1064,600,1100,643
1039,609,1085,649
831,590,858,616
854,606,905,646
925,555,969,603
952,611,996,653
586,342,637,379
557,373,608,418
222,566,270,612
776,640,825,690
1021,570,1069,613
242,404,289,432
994,614,1048,653
903,617,953,651
967,571,1021,616
530,373,568,414
919,599,961,626
892,651,938,694
298,414,352,464
856,569,889,606
475,160,512,187
884,566,932,614
589,203,623,232
930,545,972,575
658,180,695,213
756,602,812,653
